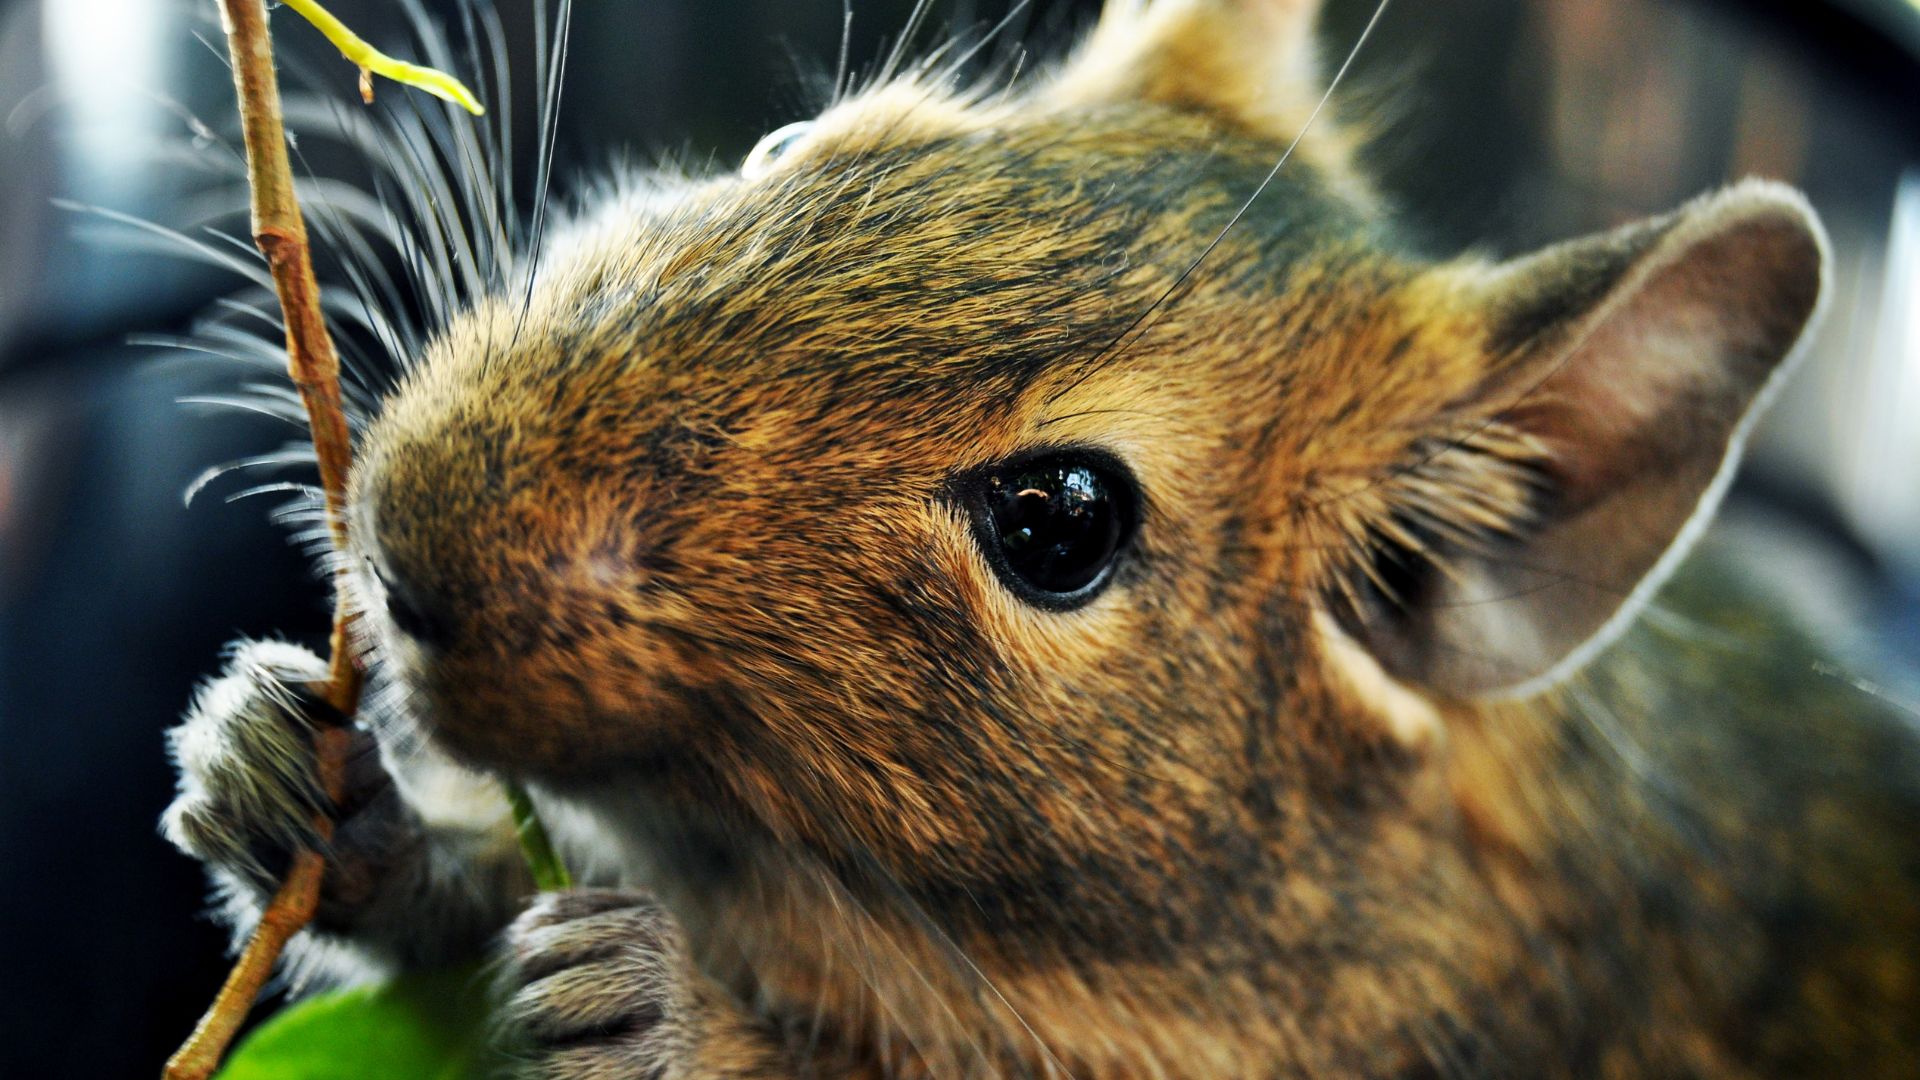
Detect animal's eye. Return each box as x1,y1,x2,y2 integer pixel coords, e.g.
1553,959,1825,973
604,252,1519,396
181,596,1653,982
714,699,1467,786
742,121,813,178
965,453,1137,609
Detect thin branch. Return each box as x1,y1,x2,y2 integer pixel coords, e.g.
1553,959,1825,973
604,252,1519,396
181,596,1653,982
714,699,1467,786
166,4,557,1073
165,1,363,1075
160,741,343,1080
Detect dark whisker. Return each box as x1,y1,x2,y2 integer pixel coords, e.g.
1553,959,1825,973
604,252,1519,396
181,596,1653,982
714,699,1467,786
1033,406,1178,428
878,0,943,88
932,0,1036,89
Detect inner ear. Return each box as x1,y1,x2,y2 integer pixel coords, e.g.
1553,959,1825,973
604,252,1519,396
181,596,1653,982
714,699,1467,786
1335,180,1828,699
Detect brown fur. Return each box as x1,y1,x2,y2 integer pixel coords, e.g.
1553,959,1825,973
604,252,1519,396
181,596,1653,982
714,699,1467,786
172,1,1919,1076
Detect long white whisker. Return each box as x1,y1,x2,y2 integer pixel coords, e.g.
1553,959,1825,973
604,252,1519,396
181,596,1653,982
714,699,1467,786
183,445,319,507
516,0,574,339
834,0,855,103
58,200,270,286
879,0,941,86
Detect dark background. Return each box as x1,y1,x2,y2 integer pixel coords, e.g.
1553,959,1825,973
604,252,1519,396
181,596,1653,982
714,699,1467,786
1,1,1915,1075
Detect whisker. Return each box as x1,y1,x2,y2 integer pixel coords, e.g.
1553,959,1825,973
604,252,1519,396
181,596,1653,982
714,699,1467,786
515,0,574,343
403,0,510,283
932,0,1036,90
177,393,312,427
183,445,319,508
224,480,323,504
840,848,1070,1080
834,0,855,103
58,200,270,285
878,0,943,88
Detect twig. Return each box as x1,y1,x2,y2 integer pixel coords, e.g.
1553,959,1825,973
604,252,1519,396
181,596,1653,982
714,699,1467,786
166,3,558,1074
164,1,362,1076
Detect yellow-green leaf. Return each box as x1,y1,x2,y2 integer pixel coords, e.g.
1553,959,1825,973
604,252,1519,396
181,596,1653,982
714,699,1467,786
281,0,485,115
216,965,498,1080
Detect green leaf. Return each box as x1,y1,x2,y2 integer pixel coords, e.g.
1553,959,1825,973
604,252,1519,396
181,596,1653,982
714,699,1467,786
217,965,500,1080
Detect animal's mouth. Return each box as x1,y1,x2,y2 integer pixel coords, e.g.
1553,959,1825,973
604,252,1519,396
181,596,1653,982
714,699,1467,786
346,515,728,781
397,658,667,781
383,628,769,811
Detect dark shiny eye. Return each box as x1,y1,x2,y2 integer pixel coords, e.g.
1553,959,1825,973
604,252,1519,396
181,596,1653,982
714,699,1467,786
966,453,1137,608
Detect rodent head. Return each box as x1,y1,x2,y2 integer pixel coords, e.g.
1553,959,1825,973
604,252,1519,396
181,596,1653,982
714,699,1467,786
347,0,1825,948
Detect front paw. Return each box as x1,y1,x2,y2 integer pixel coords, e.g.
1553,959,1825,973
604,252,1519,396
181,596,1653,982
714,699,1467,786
499,889,697,1080
163,639,418,930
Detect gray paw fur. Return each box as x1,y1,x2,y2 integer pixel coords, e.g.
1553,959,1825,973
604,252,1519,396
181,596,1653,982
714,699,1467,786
164,640,329,882
500,889,697,1080
162,639,418,933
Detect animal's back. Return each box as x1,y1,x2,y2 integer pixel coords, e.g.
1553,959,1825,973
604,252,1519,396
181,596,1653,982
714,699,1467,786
1444,539,1920,1075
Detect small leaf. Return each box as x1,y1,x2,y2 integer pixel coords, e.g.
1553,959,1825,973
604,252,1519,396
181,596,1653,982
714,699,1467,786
216,965,499,1080
281,0,486,115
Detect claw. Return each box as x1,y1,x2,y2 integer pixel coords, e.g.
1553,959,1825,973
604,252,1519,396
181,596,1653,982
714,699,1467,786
498,889,693,1079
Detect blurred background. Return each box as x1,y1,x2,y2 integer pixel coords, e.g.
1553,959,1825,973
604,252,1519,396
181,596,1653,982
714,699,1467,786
0,0,1915,1074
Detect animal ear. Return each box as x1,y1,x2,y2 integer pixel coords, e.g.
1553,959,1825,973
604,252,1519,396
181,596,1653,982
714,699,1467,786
1046,0,1324,134
1332,181,1828,699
